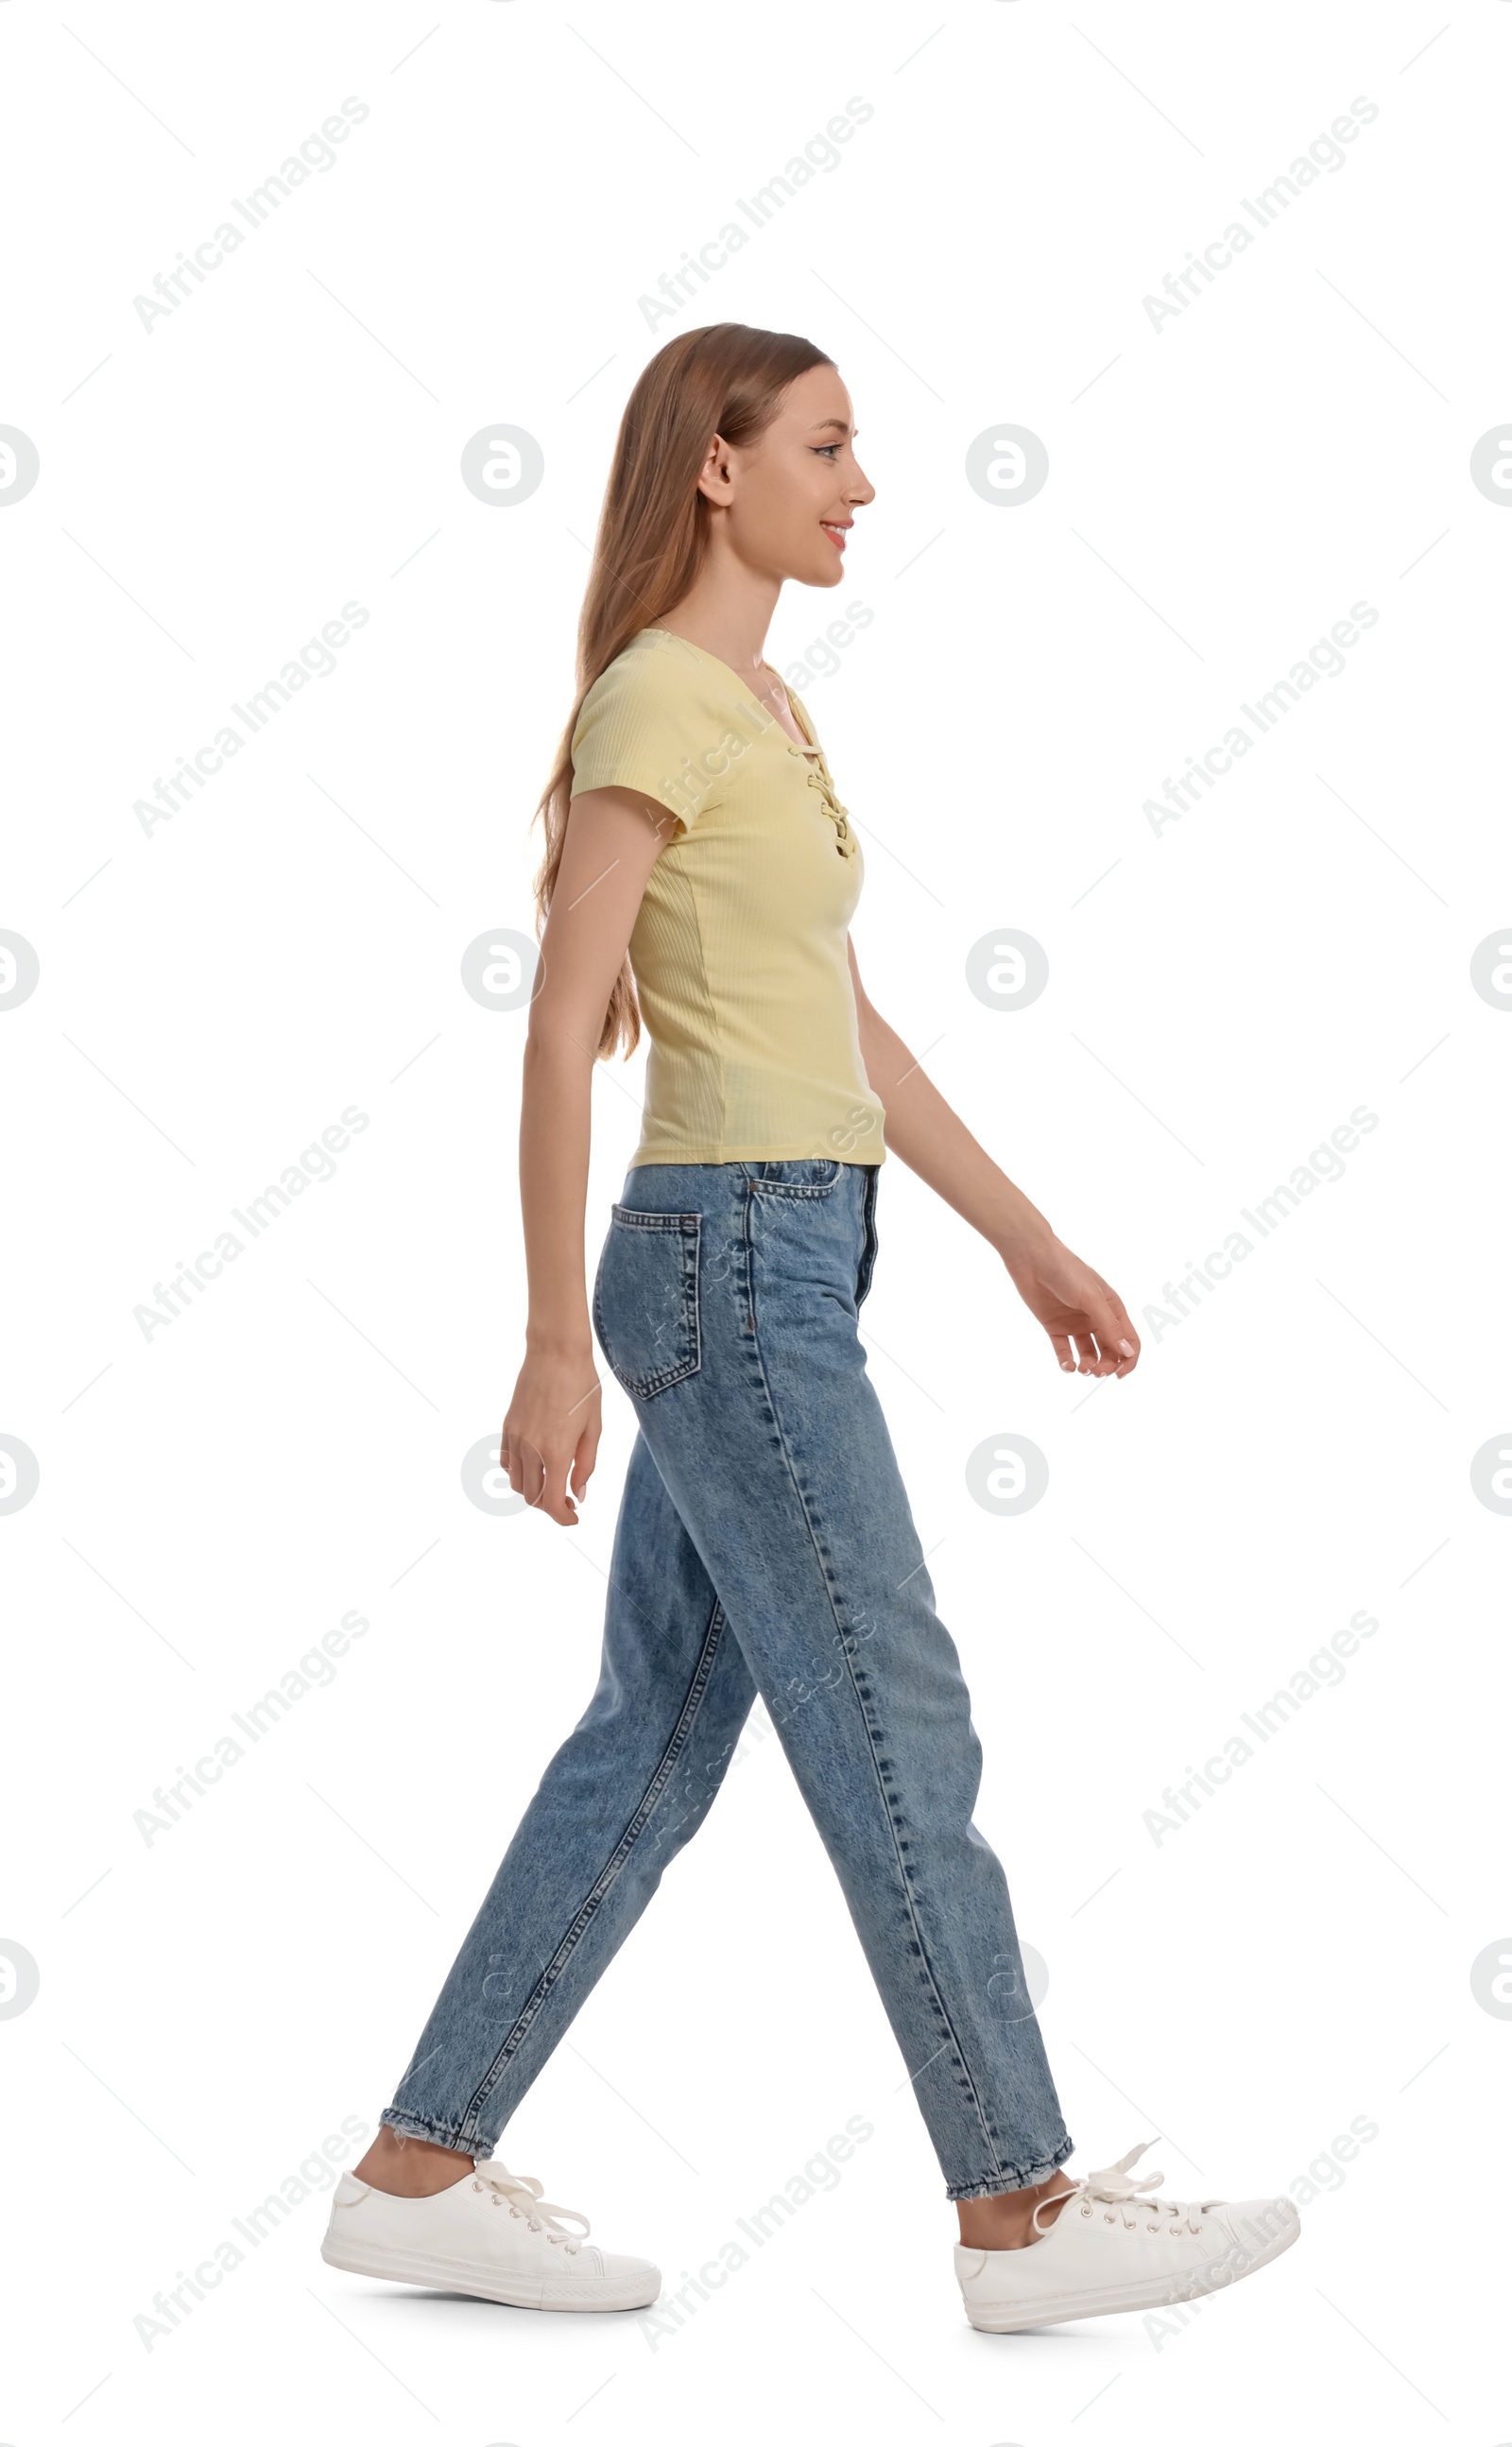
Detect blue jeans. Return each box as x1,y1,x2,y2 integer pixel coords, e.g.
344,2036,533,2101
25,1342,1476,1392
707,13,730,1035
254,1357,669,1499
381,1158,1073,2200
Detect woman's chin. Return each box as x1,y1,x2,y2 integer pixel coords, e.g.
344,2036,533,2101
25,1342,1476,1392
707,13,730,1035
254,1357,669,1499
796,551,848,590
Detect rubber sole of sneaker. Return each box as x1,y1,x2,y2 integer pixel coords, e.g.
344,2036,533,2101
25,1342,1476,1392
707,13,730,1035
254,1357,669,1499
963,2213,1299,2333
319,2235,660,2313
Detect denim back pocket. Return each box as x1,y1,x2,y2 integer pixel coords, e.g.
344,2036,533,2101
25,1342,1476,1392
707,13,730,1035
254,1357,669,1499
750,1157,843,1198
592,1208,702,1399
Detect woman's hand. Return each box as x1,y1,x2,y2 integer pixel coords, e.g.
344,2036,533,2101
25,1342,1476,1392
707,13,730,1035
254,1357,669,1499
501,1340,603,1525
845,946,1143,1382
1003,1234,1141,1378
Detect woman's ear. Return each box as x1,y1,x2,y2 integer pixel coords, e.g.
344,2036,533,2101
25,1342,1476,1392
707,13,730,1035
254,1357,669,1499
694,429,736,507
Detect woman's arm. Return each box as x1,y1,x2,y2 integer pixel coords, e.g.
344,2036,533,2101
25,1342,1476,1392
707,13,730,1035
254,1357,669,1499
848,937,1140,1379
505,788,671,1525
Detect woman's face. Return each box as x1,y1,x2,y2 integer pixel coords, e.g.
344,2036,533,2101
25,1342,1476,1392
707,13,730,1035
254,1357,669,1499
697,362,875,589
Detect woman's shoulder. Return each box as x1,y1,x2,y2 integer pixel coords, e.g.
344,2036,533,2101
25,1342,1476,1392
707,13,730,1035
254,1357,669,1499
573,629,742,750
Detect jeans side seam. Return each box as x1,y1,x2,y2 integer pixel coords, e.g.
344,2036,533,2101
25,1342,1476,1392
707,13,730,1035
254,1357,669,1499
740,1184,1008,2190
461,1591,731,2130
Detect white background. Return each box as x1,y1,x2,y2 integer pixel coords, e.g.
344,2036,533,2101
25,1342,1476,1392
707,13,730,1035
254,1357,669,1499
3,1,1507,2440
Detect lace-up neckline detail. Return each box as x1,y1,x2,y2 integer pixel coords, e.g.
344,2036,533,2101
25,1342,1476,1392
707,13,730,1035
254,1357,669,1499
472,2165,590,2252
1037,2141,1222,2240
756,657,855,864
785,732,856,862
638,628,859,862
804,749,857,860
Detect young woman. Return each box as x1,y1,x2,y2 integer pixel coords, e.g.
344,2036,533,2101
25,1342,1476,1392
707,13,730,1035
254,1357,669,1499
322,324,1299,2331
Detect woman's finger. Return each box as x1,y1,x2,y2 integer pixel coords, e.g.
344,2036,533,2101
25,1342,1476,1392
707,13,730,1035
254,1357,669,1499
1085,1290,1137,1375
515,1434,546,1510
570,1419,599,1501
1104,1293,1140,1375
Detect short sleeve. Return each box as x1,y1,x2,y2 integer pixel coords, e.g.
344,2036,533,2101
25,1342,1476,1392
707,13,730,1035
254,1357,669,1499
570,638,738,835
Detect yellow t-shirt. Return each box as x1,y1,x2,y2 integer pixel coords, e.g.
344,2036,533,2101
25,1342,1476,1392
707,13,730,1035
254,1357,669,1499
570,627,888,1170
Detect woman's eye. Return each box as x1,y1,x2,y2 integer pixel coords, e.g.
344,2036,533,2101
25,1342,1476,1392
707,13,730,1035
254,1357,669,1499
814,443,841,459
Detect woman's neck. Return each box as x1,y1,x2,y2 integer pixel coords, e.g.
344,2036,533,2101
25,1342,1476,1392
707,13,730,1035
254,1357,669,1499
655,558,781,685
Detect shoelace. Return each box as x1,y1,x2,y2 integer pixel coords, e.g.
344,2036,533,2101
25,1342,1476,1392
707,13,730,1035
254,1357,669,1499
1035,2141,1220,2239
471,2164,590,2253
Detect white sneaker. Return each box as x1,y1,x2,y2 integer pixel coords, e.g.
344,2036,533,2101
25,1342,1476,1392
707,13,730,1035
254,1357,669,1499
954,2142,1299,2333
320,2159,661,2313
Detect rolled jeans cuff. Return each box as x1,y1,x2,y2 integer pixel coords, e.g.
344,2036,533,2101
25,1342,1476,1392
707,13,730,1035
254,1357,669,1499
946,2130,1075,2203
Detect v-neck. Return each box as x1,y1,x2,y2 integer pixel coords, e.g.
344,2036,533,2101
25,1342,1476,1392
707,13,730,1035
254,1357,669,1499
643,626,818,751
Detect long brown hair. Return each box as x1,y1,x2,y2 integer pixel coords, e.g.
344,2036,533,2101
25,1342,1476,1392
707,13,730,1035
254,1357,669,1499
530,322,834,1059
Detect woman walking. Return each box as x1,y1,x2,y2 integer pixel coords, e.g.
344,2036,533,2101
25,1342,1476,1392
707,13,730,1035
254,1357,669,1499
322,323,1299,2331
